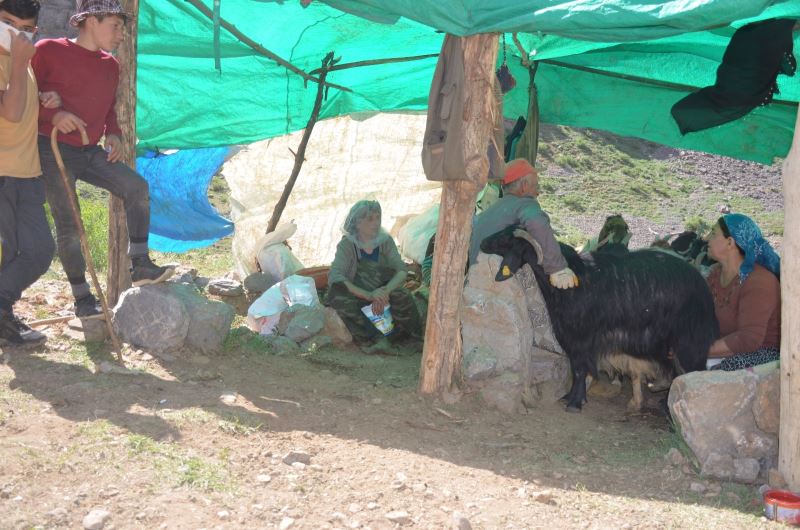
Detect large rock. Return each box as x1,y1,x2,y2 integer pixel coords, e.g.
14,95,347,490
753,369,780,434
114,285,190,351
462,253,568,413
322,307,352,345
462,254,533,372
669,369,778,481
479,373,525,414
243,272,276,294
463,347,498,381
524,347,570,402
170,284,235,354
669,370,759,463
701,452,734,480
277,305,325,343
517,264,564,355
66,317,108,343
207,278,245,297
114,284,233,353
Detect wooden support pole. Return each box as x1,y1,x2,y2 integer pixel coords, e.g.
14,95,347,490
779,107,800,491
419,34,499,396
107,0,138,306
266,52,337,234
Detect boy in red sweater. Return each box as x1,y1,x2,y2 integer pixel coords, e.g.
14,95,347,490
32,0,173,318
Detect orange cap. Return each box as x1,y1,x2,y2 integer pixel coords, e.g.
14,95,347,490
503,158,537,187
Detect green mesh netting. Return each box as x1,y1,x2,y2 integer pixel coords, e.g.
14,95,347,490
136,0,800,163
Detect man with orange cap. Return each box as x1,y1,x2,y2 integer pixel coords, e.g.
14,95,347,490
468,158,578,289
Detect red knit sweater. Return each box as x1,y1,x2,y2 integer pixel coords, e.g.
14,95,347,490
31,38,122,147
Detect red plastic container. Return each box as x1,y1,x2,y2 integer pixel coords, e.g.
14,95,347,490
764,489,800,525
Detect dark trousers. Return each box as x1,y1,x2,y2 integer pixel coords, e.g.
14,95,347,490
0,176,55,310
325,263,422,344
38,137,150,292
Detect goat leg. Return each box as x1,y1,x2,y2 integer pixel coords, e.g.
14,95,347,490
565,365,588,413
627,372,644,412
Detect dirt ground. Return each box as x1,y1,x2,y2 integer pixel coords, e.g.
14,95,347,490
0,279,779,530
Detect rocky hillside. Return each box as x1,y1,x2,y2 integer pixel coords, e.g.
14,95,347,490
534,124,784,250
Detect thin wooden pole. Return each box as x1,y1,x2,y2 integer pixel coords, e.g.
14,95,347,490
419,34,499,396
266,52,337,234
108,0,138,306
182,0,350,93
51,129,124,358
779,107,800,491
308,53,438,75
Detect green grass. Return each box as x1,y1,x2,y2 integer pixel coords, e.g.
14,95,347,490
539,129,701,226
42,178,234,278
125,433,233,492
223,326,274,355
217,413,264,437
76,419,117,441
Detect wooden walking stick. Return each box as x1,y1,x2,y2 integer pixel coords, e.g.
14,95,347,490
50,127,124,361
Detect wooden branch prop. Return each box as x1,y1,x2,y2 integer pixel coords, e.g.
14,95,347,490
780,108,800,491
183,0,351,93
50,128,124,361
266,51,338,234
108,0,137,306
308,53,438,75
28,315,74,328
511,33,531,68
420,34,499,396
542,59,794,106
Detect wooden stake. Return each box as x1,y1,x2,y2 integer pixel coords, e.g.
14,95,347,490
266,52,338,234
107,0,138,306
779,108,800,491
50,129,124,359
419,34,499,395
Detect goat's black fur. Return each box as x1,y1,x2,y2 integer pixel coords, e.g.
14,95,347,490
670,231,715,268
480,226,718,412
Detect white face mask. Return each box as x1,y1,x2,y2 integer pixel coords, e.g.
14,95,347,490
0,20,35,52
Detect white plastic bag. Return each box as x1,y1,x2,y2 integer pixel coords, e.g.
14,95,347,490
257,243,304,282
361,304,395,336
397,204,439,264
246,275,319,335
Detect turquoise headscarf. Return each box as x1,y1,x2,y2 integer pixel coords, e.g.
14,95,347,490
722,213,780,283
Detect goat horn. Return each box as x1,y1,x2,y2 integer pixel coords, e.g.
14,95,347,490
513,229,544,266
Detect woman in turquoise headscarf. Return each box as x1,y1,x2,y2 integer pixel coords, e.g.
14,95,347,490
705,213,781,371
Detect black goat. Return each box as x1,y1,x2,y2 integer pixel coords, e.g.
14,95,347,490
480,226,718,412
670,231,716,268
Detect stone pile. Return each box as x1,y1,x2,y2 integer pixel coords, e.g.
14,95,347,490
461,253,569,413
668,363,780,483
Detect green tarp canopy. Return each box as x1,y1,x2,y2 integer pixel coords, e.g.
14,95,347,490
137,0,800,163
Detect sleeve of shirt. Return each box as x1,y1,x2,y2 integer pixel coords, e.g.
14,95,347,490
31,43,59,125
522,214,568,274
382,238,407,275
722,270,780,353
328,238,356,285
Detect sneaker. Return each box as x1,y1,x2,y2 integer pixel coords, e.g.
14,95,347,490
74,294,104,319
0,311,46,346
131,256,175,287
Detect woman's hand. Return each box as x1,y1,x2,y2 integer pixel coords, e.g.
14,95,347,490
370,286,390,315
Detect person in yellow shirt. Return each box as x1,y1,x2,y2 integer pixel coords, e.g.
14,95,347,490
0,0,57,345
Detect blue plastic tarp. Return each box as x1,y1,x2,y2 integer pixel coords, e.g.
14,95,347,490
135,147,233,253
